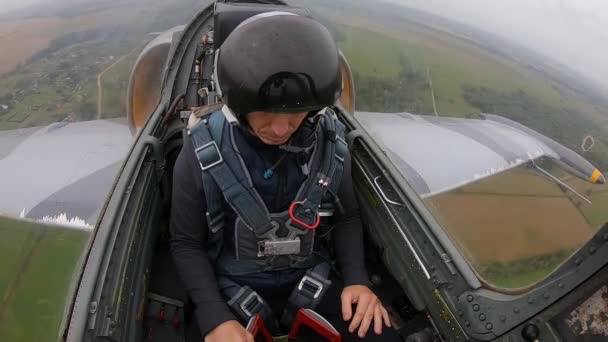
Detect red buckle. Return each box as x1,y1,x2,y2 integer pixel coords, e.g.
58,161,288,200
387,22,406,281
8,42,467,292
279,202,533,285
289,201,320,230
288,309,342,342
246,314,273,342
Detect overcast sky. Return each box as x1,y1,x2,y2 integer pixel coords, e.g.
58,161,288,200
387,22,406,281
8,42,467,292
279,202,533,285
0,0,42,13
385,0,608,93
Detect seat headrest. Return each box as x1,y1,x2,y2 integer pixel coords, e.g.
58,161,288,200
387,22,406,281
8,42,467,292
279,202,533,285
213,2,311,49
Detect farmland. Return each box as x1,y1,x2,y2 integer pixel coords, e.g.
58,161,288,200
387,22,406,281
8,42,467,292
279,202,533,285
0,0,204,131
425,164,608,289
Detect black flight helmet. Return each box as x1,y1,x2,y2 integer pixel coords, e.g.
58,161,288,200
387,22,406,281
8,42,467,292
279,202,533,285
216,12,342,121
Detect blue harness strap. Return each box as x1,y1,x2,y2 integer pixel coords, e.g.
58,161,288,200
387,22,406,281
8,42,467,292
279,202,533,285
189,112,275,236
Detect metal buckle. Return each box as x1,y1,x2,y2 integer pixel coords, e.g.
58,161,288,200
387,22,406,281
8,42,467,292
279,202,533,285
195,141,223,170
240,291,263,317
298,275,324,299
257,238,301,257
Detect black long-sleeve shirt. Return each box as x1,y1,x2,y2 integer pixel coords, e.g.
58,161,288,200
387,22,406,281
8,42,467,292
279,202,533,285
170,124,369,337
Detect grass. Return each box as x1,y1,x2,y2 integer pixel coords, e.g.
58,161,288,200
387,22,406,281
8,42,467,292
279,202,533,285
338,26,424,79
0,217,90,342
99,48,142,119
479,250,572,289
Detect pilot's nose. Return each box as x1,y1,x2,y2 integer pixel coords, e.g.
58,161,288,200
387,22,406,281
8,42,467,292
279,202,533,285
270,115,291,137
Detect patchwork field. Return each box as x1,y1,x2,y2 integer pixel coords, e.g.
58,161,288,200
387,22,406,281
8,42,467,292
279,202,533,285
0,8,145,76
425,166,608,289
0,0,203,131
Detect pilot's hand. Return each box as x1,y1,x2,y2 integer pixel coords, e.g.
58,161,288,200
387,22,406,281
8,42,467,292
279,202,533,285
341,285,391,338
204,320,254,342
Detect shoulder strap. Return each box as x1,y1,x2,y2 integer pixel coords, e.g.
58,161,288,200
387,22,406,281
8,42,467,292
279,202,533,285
189,111,275,236
289,108,347,228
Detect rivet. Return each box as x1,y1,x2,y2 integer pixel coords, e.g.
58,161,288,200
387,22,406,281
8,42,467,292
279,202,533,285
575,258,582,266
514,307,520,314
458,310,464,317
590,247,597,255
543,293,550,299
528,297,534,304
603,233,608,241
486,323,493,330
465,321,470,327
467,295,474,302
499,315,506,322
473,304,480,312
89,301,98,314
558,282,565,289
479,314,486,321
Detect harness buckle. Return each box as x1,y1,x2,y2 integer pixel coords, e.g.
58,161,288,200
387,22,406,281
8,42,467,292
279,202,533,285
240,291,263,317
298,275,324,299
195,141,223,170
257,238,301,257
335,135,347,162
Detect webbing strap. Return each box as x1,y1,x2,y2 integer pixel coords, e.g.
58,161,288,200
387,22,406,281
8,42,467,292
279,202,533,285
281,262,332,327
218,276,280,333
330,119,347,196
190,112,274,235
290,109,346,227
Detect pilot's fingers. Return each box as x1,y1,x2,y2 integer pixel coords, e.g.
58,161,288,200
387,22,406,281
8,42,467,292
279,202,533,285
373,306,384,335
245,331,254,342
348,293,372,333
341,291,353,321
356,295,377,338
381,305,391,328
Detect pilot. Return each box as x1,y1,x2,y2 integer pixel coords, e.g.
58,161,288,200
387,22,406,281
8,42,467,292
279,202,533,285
170,12,400,342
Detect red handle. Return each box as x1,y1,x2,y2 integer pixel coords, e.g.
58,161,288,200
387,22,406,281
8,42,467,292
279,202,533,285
246,314,273,342
289,202,320,230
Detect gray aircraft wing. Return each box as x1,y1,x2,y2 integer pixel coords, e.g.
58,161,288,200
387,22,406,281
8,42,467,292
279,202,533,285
0,119,132,228
355,112,605,198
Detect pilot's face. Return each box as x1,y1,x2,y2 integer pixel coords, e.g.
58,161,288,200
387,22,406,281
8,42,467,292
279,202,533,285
246,111,308,145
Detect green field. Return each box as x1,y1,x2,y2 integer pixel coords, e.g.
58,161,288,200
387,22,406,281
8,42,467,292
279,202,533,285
479,250,572,289
0,217,90,342
334,19,606,120
99,46,143,119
